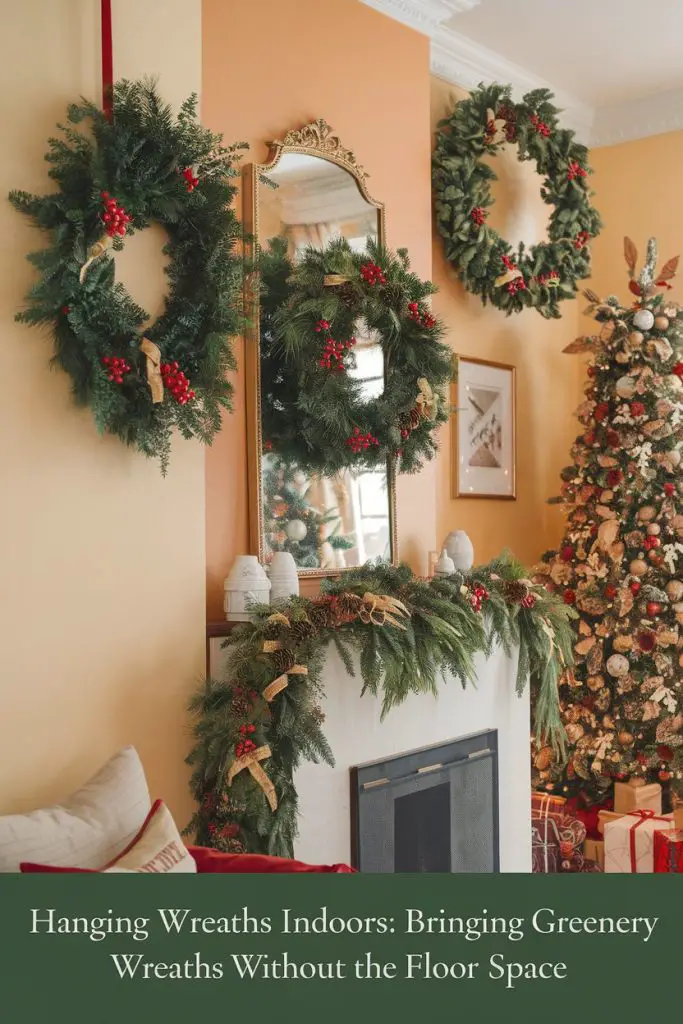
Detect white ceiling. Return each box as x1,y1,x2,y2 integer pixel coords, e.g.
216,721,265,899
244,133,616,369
361,0,683,146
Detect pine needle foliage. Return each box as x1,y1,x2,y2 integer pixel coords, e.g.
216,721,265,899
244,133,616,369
186,555,574,858
10,79,246,471
433,83,602,318
258,236,452,475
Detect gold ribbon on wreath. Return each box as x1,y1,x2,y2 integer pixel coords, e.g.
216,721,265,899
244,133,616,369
226,745,277,812
139,337,164,404
357,592,409,629
79,237,110,284
263,664,307,703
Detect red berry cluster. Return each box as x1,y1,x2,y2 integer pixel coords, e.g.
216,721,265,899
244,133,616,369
471,206,487,226
315,319,331,333
182,167,199,192
534,270,560,286
315,320,355,371
102,355,131,383
644,535,661,551
507,277,527,294
101,192,132,237
360,262,387,286
630,401,646,418
346,427,379,453
501,254,517,272
161,361,196,404
563,589,576,605
520,593,537,609
672,361,683,379
567,162,587,181
235,723,257,759
530,114,551,137
664,482,675,497
407,302,436,329
574,230,590,250
470,584,489,613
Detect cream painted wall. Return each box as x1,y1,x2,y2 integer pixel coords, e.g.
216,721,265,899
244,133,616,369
431,77,582,569
0,0,204,827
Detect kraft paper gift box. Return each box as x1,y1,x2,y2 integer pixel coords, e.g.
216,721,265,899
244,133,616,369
604,809,674,873
583,838,605,871
653,829,683,873
613,780,662,816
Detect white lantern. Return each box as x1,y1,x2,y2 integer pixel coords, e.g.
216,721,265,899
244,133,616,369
268,551,299,603
224,555,271,622
443,530,474,571
434,549,455,577
632,308,654,331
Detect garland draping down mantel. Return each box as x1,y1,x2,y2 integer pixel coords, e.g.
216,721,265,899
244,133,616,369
186,557,575,859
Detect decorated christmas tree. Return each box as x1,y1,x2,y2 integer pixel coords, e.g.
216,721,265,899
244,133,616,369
534,238,683,807
263,455,355,569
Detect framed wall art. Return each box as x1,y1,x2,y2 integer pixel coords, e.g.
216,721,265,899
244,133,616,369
451,356,516,500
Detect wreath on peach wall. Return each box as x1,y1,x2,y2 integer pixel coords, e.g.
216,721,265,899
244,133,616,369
432,83,602,319
10,79,245,472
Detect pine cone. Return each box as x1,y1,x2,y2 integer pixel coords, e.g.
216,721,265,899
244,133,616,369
289,619,316,643
270,648,296,674
335,592,362,617
231,695,250,718
308,603,334,629
310,704,326,725
338,282,357,308
503,578,529,603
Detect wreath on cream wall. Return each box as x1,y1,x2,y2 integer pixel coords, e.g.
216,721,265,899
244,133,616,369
432,83,602,318
10,79,246,472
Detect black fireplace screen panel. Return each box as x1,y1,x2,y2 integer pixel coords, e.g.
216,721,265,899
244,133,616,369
351,730,498,873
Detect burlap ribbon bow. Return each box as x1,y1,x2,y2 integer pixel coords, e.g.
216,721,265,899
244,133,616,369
415,378,439,421
357,592,409,629
226,745,277,812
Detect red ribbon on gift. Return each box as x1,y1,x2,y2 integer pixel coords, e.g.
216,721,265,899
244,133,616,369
627,809,671,872
101,0,113,120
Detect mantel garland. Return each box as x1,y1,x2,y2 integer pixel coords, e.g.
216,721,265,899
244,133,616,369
432,83,602,319
186,556,575,858
10,79,246,471
259,236,452,475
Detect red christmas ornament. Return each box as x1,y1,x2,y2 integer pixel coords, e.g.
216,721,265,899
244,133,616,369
61,305,70,315
664,482,675,497
160,361,196,405
560,545,574,562
672,362,683,379
605,584,617,599
594,402,609,422
563,589,576,605
630,401,646,418
100,192,132,237
102,355,131,384
658,745,674,762
606,469,623,487
630,581,641,594
644,535,660,551
658,770,672,782
359,262,387,286
637,630,656,652
646,601,662,617
584,429,596,445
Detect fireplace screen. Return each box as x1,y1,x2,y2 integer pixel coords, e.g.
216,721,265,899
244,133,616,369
350,730,498,873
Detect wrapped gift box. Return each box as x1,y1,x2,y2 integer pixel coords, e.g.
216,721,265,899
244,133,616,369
598,809,624,835
532,791,566,817
654,829,683,873
532,816,560,873
613,780,662,816
604,810,674,873
583,838,605,871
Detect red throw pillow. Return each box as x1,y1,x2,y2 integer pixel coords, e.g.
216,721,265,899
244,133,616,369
188,846,355,874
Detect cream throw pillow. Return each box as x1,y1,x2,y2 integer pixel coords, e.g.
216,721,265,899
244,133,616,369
102,800,196,873
0,746,151,872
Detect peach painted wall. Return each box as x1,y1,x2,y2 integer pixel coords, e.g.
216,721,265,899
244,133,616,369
0,0,205,826
589,131,683,306
203,0,433,618
430,77,582,568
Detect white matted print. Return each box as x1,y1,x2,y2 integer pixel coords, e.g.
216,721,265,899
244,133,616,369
452,357,516,499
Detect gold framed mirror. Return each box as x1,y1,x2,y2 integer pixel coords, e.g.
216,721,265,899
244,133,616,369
244,120,398,577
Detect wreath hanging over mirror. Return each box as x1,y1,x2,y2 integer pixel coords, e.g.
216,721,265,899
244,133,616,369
433,84,602,319
259,236,452,475
10,79,245,472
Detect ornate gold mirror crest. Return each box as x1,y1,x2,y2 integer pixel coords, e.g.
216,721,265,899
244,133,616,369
244,119,397,578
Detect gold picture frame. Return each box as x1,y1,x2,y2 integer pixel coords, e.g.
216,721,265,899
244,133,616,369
451,355,516,500
242,119,398,577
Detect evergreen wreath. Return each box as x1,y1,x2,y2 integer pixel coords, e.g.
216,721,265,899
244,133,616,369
433,83,602,319
259,236,452,475
10,79,246,471
186,555,575,858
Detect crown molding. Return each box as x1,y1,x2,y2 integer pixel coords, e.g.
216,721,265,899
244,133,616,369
359,0,480,38
431,26,594,143
590,85,683,148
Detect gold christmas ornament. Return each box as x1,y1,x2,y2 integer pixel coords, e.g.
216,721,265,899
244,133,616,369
647,523,661,535
637,506,657,522
627,331,644,349
606,653,630,677
654,315,669,330
665,580,683,602
618,730,634,747
629,558,648,576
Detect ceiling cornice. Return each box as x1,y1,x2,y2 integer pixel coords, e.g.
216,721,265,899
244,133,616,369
590,85,683,148
359,0,480,38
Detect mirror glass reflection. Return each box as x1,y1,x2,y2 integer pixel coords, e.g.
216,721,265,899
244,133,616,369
258,153,392,572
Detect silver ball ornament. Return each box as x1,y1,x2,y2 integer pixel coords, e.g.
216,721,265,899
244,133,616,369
286,519,308,542
632,309,655,331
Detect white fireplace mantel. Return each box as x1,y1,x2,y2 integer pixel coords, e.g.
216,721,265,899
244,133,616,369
293,644,531,871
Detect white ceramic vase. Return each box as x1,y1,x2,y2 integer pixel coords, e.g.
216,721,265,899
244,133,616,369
268,551,300,603
443,530,474,571
434,548,455,577
224,555,271,622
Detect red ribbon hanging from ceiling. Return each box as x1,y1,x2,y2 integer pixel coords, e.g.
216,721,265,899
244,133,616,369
101,0,113,119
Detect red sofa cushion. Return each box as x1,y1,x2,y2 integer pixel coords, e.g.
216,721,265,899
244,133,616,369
188,846,355,874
